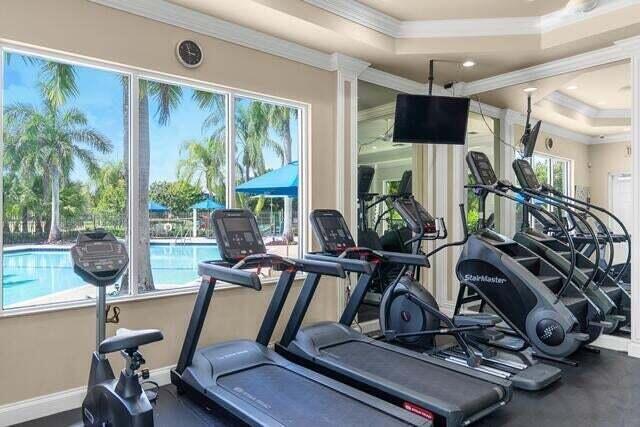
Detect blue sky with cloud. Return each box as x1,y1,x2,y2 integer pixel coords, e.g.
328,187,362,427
3,52,298,192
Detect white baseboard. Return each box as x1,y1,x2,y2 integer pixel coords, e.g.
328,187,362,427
628,340,640,358
591,334,631,353
0,365,174,427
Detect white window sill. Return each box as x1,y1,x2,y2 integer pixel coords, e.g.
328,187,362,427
0,273,307,319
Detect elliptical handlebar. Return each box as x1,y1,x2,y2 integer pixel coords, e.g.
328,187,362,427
423,204,469,259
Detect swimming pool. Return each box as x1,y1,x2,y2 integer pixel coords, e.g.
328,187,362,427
2,244,220,307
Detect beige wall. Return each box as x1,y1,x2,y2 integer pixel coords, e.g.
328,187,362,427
0,0,339,405
589,142,632,208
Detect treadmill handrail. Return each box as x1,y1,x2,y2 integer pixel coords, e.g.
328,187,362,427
198,261,262,290
306,252,373,274
466,183,577,302
296,258,346,278
378,250,429,267
543,184,631,283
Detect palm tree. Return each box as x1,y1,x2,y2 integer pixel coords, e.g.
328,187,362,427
4,102,112,242
177,137,226,202
266,105,297,241
135,80,183,290
193,90,226,142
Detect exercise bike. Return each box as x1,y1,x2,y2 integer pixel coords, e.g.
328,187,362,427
72,230,163,427
378,195,562,391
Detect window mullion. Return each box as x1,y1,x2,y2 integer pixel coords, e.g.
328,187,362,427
227,95,236,208
129,75,140,296
0,47,5,314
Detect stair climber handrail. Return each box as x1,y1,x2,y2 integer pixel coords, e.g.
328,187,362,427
465,182,577,303
514,187,601,292
524,187,615,288
542,185,631,285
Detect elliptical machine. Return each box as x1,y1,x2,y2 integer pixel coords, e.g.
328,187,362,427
72,230,163,427
378,196,562,390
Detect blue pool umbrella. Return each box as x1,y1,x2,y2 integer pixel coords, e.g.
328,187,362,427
148,201,169,212
236,161,298,197
190,196,224,210
190,196,224,238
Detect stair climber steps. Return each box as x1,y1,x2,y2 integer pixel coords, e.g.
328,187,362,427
559,296,588,319
514,256,539,270
538,275,563,293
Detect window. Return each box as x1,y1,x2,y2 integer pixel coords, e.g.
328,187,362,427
137,78,226,293
515,153,571,231
466,111,499,231
0,46,307,312
2,51,128,309
233,97,301,263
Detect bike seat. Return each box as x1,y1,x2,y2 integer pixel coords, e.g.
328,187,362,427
453,313,501,327
99,328,163,354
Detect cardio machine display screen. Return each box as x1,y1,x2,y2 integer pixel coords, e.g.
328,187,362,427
513,159,540,190
310,210,355,254
466,151,497,185
213,210,266,262
393,198,436,234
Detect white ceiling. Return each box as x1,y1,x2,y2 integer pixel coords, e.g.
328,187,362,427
477,61,631,137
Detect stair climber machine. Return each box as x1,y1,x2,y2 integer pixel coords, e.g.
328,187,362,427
170,209,429,426
276,208,512,427
516,157,632,295
456,151,608,365
511,158,631,333
377,195,561,390
71,230,164,427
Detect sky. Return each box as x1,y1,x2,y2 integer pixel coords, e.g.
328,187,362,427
3,52,298,193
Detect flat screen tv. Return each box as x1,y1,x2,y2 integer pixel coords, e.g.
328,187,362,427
393,94,470,145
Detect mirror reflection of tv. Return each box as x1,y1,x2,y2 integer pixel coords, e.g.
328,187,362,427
393,94,470,145
522,120,541,158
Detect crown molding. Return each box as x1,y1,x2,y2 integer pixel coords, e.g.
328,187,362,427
545,91,630,121
359,67,428,94
590,132,632,144
304,0,640,38
615,35,640,53
89,0,339,70
303,0,401,37
358,101,395,122
330,52,371,76
460,44,629,96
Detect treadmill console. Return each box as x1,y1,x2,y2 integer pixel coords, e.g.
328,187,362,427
213,209,266,263
466,151,497,186
71,230,128,287
393,197,436,234
309,210,356,254
513,159,541,190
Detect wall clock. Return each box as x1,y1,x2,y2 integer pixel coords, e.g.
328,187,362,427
176,40,203,68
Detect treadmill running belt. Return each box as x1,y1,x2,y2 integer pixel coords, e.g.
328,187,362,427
217,364,413,426
321,341,505,416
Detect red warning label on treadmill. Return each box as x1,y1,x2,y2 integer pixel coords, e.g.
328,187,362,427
403,402,434,421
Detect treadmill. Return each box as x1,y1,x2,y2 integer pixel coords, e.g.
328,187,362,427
275,209,512,427
171,209,429,427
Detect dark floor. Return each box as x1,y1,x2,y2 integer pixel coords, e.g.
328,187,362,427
17,347,640,427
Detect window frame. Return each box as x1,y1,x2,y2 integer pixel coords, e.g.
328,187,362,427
0,41,310,316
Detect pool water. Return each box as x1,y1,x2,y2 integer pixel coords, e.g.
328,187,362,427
2,244,220,307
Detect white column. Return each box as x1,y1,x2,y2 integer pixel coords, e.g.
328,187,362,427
434,144,449,306
615,36,640,356
498,109,519,236
332,53,370,316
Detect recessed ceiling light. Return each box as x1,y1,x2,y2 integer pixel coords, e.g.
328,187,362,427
566,85,578,90
523,87,538,93
462,60,475,68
